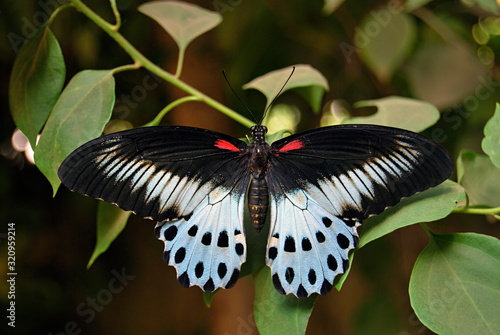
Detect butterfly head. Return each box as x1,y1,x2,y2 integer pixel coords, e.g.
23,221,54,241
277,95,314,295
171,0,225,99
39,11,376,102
250,125,268,144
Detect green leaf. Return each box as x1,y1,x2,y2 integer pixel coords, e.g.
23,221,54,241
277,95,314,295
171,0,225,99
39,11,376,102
359,180,465,249
9,26,66,145
203,291,217,308
342,96,440,133
347,96,440,132
407,44,487,109
263,104,300,135
409,232,500,335
243,64,329,110
322,0,345,15
457,151,500,207
404,0,432,12
138,1,222,53
35,70,115,195
254,266,316,335
356,11,416,83
87,202,131,268
481,103,500,169
461,0,500,15
334,252,354,290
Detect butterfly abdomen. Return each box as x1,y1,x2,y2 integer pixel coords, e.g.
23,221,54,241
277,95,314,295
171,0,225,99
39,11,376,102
248,175,268,231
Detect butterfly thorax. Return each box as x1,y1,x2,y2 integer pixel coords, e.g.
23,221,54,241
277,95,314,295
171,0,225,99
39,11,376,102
247,125,271,231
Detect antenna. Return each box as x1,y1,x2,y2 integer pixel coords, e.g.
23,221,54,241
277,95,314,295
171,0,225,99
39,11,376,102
261,66,295,123
222,70,257,122
222,66,296,125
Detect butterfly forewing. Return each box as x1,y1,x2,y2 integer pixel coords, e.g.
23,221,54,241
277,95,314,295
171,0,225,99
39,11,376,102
59,126,251,291
265,125,453,298
59,126,248,221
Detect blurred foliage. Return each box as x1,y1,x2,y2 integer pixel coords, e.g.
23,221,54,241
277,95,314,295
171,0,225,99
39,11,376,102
1,0,500,334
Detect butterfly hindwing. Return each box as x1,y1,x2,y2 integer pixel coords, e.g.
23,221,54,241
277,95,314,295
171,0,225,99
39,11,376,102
155,178,248,291
266,125,453,297
267,188,360,298
59,126,251,291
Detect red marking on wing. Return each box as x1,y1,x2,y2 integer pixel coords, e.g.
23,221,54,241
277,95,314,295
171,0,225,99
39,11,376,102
279,139,305,152
214,139,240,152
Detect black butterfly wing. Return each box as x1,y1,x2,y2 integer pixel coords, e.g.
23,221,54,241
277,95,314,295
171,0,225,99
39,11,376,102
265,124,453,298
59,126,251,291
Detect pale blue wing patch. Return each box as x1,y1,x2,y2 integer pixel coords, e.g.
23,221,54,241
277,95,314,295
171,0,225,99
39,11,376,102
266,189,360,298
155,185,246,292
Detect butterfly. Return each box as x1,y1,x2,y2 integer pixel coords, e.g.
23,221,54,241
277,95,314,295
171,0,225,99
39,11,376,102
58,123,453,298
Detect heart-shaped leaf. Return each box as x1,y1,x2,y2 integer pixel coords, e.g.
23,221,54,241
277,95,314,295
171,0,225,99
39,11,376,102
35,70,115,195
139,1,222,53
481,103,500,169
254,266,317,335
356,11,416,83
346,96,440,132
87,202,131,268
243,64,329,111
410,232,500,335
9,26,66,145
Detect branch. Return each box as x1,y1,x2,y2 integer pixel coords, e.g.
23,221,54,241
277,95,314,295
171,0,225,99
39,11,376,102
69,0,254,128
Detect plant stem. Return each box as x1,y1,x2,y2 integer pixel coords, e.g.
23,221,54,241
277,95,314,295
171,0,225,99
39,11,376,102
47,3,72,26
109,0,121,30
413,7,468,52
175,47,185,78
453,206,500,216
419,223,433,237
112,63,141,74
142,96,201,127
69,0,254,128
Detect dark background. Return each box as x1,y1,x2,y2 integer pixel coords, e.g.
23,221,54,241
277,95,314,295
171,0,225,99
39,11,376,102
1,0,499,334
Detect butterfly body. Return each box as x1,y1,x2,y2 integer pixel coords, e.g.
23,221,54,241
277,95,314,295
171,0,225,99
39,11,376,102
59,124,453,298
246,125,273,231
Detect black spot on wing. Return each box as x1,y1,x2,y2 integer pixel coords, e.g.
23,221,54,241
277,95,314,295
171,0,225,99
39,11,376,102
320,280,333,295
163,250,170,263
217,230,229,247
175,248,186,263
178,272,190,287
235,243,244,256
337,233,350,249
154,225,162,239
285,267,295,284
316,231,326,243
272,273,285,295
203,278,215,292
308,269,316,285
201,232,212,246
188,225,198,236
301,238,312,251
268,246,278,260
195,262,204,278
342,259,349,272
225,269,240,288
217,263,227,279
284,236,296,252
163,225,178,241
327,254,337,271
297,285,308,299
